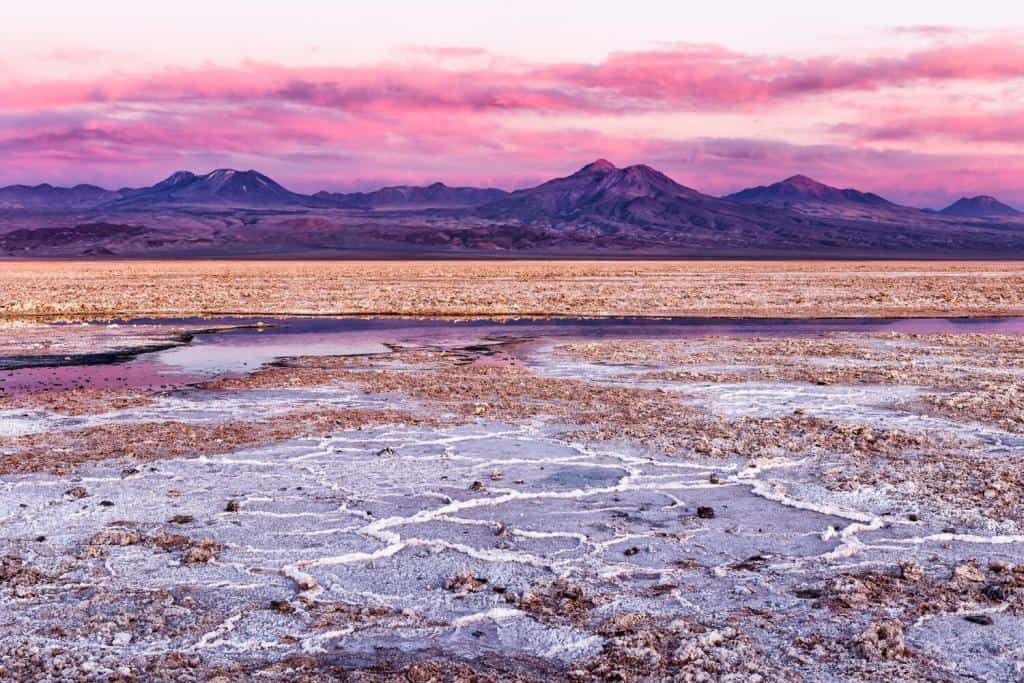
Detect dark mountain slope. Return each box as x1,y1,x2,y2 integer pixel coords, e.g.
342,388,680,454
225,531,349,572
941,196,1020,218
111,169,308,207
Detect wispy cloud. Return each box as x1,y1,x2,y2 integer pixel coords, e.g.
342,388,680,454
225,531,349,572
4,38,1024,113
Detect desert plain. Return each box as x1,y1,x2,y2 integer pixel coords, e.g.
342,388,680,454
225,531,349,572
1,260,1023,681
4,259,1024,320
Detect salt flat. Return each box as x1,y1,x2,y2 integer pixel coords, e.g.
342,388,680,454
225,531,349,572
1,312,1023,680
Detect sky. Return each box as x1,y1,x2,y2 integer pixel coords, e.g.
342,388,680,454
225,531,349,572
3,1,1024,208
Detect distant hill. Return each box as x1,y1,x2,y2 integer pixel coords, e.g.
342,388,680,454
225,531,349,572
726,175,905,219
940,195,1020,218
0,183,120,209
316,182,507,209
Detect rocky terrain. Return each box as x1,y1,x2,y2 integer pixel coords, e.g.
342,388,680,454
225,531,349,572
1,316,1023,680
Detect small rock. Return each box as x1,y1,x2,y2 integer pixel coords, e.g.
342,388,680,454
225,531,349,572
269,600,295,614
696,506,716,519
954,563,985,583
182,547,214,564
489,469,503,481
469,481,485,492
90,529,142,546
829,576,869,608
98,500,115,507
120,468,140,479
982,583,1009,601
964,614,994,626
224,500,240,513
376,447,396,457
182,540,219,564
64,486,88,500
168,515,195,525
446,571,487,594
899,561,925,582
853,620,906,661
623,546,641,557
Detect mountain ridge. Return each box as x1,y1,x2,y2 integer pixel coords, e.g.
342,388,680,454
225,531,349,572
3,160,1024,258
315,182,507,210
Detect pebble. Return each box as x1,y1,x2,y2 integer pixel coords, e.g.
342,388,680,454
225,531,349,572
982,583,1009,601
899,561,924,582
269,600,295,614
953,563,985,583
63,486,88,500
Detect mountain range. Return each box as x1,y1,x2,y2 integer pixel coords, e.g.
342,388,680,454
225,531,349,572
1,161,1022,257
0,169,508,211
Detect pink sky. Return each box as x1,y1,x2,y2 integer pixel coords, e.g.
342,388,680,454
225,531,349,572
3,2,1023,208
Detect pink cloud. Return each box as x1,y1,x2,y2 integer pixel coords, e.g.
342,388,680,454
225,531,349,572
835,110,1024,144
561,39,1024,107
3,37,1024,115
2,35,1024,206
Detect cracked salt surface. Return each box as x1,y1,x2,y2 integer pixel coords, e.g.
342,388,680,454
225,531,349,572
4,413,1019,673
